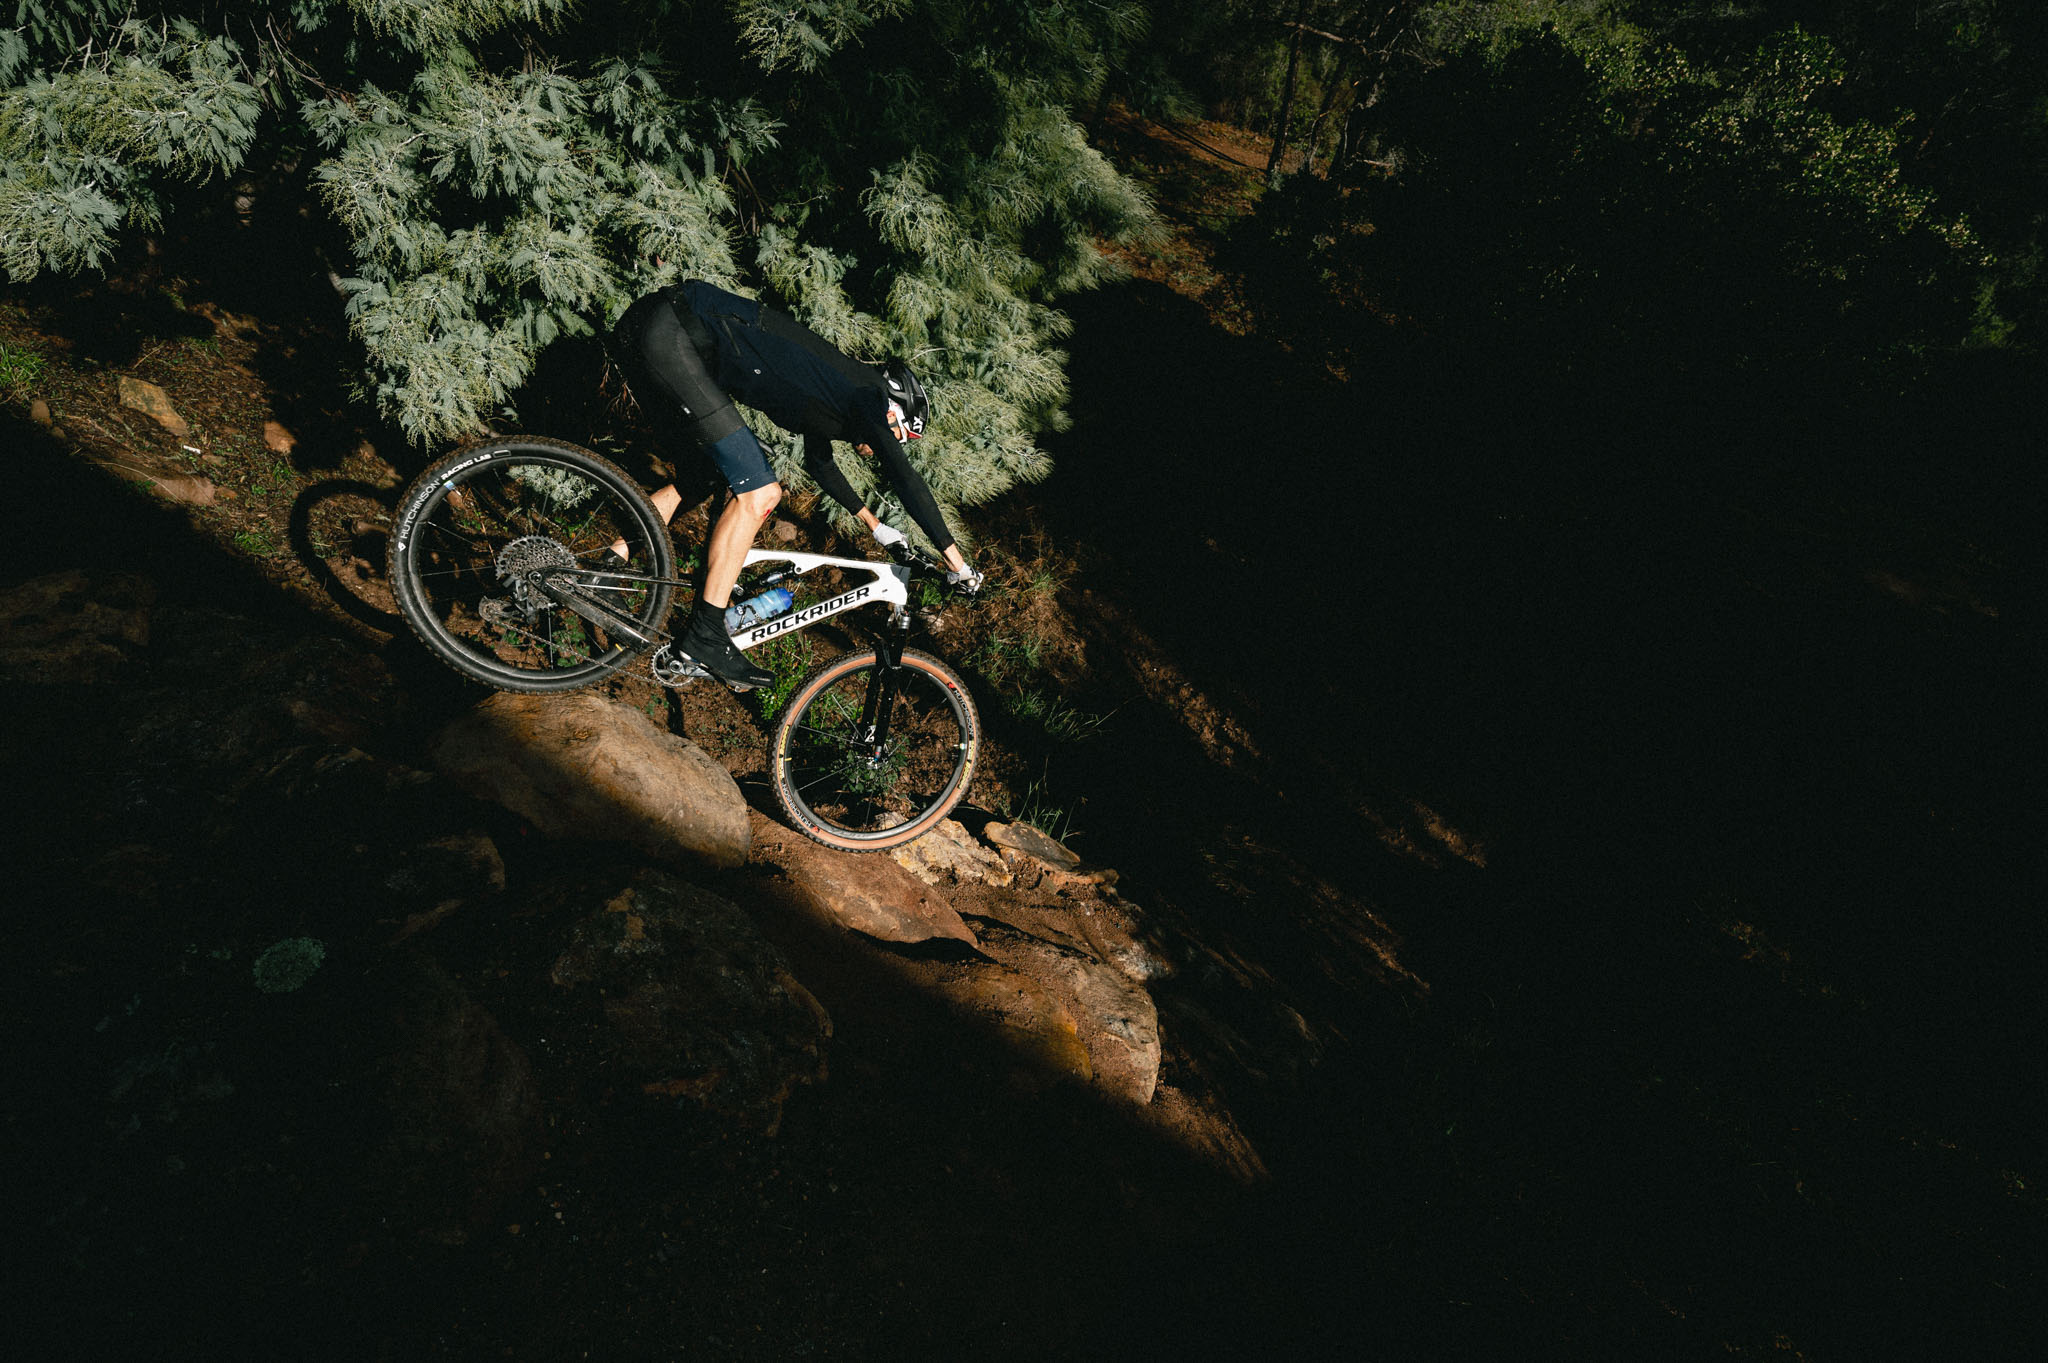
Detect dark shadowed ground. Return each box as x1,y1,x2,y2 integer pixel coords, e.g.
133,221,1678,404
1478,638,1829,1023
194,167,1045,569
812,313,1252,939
1026,240,2046,1355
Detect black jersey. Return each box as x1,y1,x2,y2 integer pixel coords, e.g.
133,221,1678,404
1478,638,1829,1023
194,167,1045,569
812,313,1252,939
618,280,954,552
678,280,896,449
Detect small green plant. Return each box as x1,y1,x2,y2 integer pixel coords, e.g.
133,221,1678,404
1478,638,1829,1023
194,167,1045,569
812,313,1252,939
999,765,1082,843
970,633,1045,687
555,614,590,651
306,520,345,557
252,937,326,993
248,458,297,501
0,342,46,405
1005,688,1112,743
836,740,909,800
1021,561,1066,596
745,631,819,718
233,527,281,557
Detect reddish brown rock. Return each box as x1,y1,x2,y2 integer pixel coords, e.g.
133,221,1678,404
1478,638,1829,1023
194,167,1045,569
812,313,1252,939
546,868,830,1133
90,446,217,505
973,927,1161,1105
927,959,1093,1085
749,810,979,947
430,691,750,871
890,816,1014,888
117,375,188,437
984,819,1081,870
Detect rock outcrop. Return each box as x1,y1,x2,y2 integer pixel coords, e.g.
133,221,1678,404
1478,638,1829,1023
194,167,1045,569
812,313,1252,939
752,809,1167,1106
748,810,980,947
431,691,750,871
890,816,1015,888
0,568,155,683
351,949,543,1245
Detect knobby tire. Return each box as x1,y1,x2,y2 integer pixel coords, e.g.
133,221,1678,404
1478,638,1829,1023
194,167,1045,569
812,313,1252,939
388,436,675,694
770,648,980,851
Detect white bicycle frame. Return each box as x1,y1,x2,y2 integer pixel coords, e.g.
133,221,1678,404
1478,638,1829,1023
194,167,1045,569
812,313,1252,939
535,545,918,678
725,547,913,653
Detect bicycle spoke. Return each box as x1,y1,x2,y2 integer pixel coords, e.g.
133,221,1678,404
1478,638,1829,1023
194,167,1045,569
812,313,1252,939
494,616,602,667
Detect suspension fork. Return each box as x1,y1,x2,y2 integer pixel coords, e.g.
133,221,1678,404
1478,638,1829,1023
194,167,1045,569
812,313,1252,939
854,607,914,755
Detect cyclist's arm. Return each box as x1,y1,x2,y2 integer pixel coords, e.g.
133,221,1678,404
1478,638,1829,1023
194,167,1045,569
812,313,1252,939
849,417,957,555
800,432,872,521
801,429,948,549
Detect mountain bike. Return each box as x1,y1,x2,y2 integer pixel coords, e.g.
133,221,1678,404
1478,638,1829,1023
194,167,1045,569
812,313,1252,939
386,435,980,852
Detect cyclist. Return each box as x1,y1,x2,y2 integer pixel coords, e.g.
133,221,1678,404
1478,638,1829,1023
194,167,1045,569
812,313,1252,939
611,278,982,688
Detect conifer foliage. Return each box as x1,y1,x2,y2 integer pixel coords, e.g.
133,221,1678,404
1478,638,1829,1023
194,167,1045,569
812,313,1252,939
1,0,1156,527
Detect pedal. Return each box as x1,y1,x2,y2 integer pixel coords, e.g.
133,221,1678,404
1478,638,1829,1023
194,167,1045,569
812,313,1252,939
650,645,709,688
655,643,770,693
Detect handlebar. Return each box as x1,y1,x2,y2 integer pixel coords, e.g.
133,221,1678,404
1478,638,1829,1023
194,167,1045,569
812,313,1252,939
880,540,947,577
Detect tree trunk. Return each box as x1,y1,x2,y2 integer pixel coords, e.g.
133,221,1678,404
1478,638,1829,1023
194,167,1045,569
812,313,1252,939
1266,8,1307,183
1331,3,1415,180
1302,58,1352,177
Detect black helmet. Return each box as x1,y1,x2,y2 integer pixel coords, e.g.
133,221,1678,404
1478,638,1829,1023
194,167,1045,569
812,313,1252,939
881,359,929,438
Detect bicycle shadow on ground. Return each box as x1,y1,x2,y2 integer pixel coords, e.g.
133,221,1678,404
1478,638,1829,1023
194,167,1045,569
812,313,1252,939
286,478,405,634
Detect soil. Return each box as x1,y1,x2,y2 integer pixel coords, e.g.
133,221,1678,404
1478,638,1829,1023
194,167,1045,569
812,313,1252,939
5,111,2045,1360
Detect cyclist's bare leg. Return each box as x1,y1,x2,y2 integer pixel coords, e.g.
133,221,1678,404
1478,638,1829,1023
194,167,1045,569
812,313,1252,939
606,484,683,560
702,482,782,608
615,481,966,582
668,481,779,689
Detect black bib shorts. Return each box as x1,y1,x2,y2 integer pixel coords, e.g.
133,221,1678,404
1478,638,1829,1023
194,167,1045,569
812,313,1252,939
612,287,777,494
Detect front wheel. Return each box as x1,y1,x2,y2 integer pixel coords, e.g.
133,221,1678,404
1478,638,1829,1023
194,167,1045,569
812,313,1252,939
770,648,980,851
387,436,675,693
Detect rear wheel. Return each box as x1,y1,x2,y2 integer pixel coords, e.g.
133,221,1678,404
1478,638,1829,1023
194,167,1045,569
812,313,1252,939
388,437,675,693
769,648,980,850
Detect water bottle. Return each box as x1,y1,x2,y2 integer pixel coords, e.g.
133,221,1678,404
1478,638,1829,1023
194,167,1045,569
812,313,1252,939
725,586,793,632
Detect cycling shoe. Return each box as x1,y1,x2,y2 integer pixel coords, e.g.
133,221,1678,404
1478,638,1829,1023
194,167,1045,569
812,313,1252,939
679,603,774,690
